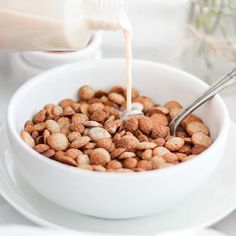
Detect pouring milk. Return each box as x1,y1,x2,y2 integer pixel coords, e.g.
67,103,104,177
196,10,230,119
0,0,135,114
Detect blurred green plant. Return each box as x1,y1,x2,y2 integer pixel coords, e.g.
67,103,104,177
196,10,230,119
188,0,236,66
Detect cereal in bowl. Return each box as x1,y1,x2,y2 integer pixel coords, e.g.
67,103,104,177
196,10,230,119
21,85,212,172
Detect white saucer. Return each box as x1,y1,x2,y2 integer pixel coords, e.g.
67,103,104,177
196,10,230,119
0,123,236,235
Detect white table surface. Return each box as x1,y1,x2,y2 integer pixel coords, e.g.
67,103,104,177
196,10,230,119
0,51,236,235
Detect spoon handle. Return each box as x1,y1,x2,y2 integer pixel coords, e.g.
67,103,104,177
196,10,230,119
169,66,236,136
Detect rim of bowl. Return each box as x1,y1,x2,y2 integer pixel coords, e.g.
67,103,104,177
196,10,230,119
21,32,103,62
6,59,230,178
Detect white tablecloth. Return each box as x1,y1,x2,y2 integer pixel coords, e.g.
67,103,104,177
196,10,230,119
0,52,236,235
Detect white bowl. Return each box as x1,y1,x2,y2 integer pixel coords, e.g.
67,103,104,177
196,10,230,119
6,59,229,219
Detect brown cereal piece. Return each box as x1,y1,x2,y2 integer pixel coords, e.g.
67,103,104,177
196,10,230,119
57,117,71,129
77,154,90,165
78,164,93,170
83,121,101,127
90,148,111,166
116,134,139,150
122,157,138,169
43,129,50,144
72,113,88,124
70,136,91,149
67,132,81,143
108,92,125,105
134,129,147,140
94,90,108,98
90,110,107,123
88,103,105,114
31,130,39,139
111,148,126,159
165,137,185,151
153,146,170,156
109,86,124,95
79,85,95,101
87,98,102,104
69,123,85,134
43,149,55,158
186,122,209,136
104,120,117,134
55,151,77,166
156,106,169,115
83,149,93,156
34,144,49,153
137,160,152,170
47,133,69,151
137,133,149,142
151,156,166,169
71,103,81,113
133,97,154,112
165,101,182,110
119,151,136,159
191,145,208,155
141,149,153,160
153,138,166,147
150,113,168,126
104,101,120,110
169,108,182,120
191,132,212,147
62,106,75,116
92,165,106,172
139,116,153,134
24,121,34,134
46,120,61,133
80,103,89,115
178,143,192,154
34,122,47,132
46,114,58,121
33,109,47,124
176,153,191,162
100,96,109,103
151,125,169,139
162,152,178,163
88,127,111,141
96,138,113,151
84,142,96,149
124,117,138,132
158,163,174,169
107,160,122,170
21,131,35,148
104,106,120,118
112,131,125,144
45,104,54,115
136,142,157,150
181,114,203,129
66,149,82,159
59,99,74,108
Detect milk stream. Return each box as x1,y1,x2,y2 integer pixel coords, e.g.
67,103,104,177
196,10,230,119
123,28,133,112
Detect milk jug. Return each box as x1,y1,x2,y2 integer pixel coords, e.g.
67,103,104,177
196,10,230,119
0,0,129,51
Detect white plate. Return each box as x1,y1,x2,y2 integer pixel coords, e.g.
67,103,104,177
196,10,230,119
0,123,236,235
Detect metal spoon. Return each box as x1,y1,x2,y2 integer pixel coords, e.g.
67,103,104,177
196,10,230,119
169,66,236,136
